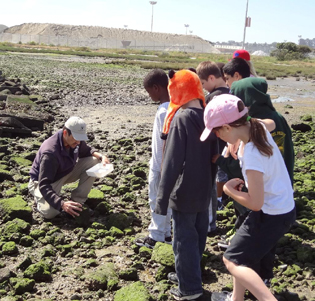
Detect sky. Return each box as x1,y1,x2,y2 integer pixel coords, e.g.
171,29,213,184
1,0,314,44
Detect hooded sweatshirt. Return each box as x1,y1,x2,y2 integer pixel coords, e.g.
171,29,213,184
231,77,294,184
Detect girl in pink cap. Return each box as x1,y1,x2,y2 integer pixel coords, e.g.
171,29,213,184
201,94,296,301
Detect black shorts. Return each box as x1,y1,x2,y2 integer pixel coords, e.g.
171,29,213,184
224,207,296,269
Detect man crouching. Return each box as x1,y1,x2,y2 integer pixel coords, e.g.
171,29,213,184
28,116,109,219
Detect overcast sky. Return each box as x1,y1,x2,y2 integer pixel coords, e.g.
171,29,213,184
2,0,313,44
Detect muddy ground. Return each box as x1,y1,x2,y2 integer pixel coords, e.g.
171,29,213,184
0,53,314,301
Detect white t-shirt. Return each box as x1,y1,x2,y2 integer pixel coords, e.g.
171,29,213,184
150,102,169,172
238,125,294,215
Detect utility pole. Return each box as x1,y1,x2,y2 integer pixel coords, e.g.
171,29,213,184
149,1,157,32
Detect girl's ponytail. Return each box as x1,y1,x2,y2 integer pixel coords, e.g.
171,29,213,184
248,118,273,157
228,101,273,157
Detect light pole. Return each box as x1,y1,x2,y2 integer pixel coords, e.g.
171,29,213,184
184,24,189,35
149,1,157,32
242,0,249,49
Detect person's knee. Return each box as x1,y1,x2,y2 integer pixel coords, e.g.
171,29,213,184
223,256,235,272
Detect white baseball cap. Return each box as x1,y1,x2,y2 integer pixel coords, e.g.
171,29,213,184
65,116,88,141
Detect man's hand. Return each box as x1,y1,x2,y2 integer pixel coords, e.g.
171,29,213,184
101,155,110,166
62,200,82,217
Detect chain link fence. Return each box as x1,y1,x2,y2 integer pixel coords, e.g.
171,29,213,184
0,32,214,53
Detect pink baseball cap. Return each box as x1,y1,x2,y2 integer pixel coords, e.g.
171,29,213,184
200,94,248,141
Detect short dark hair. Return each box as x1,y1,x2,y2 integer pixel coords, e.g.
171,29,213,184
63,126,72,136
223,58,250,78
196,61,222,80
143,69,168,89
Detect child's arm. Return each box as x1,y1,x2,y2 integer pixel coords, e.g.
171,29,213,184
260,118,275,132
223,170,264,211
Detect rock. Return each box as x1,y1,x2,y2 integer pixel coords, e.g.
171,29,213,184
114,281,152,301
2,241,18,255
23,261,52,282
0,267,12,282
0,197,32,222
84,263,118,291
107,212,132,230
151,242,175,267
1,218,31,237
291,123,312,132
9,277,35,295
118,268,138,281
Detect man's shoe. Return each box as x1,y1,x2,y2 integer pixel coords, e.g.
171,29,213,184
165,236,172,244
169,287,202,300
211,291,232,301
135,236,157,249
167,272,178,284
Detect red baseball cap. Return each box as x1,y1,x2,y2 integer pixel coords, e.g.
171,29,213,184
233,49,250,61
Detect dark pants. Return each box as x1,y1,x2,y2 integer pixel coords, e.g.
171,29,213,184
172,209,209,296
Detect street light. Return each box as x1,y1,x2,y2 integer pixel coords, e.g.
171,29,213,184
124,25,128,29
184,24,189,35
149,1,157,32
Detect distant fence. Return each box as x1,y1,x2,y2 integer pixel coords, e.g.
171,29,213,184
0,32,213,53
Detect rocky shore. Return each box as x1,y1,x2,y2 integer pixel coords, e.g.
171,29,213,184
0,53,314,301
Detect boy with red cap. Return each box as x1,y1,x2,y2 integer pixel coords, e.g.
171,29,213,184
155,69,218,300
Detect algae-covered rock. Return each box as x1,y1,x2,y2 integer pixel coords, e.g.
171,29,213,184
10,277,35,295
0,196,32,222
23,261,52,282
114,281,152,301
94,201,111,215
108,226,124,238
0,169,14,181
10,156,32,167
107,212,132,230
151,242,175,267
1,218,31,237
74,205,91,228
139,246,152,259
84,263,118,291
19,235,34,247
87,189,105,209
300,114,312,122
2,241,18,255
118,268,138,281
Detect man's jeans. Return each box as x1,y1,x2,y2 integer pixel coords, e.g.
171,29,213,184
172,209,209,296
148,168,172,241
28,156,98,219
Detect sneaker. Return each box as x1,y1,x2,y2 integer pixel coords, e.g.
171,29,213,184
169,287,202,300
167,272,178,284
217,201,224,211
165,236,172,244
217,239,229,250
135,236,157,249
211,291,232,301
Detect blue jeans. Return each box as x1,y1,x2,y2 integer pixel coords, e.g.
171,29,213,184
172,209,209,296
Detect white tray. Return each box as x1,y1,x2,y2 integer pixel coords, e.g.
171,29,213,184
86,163,114,178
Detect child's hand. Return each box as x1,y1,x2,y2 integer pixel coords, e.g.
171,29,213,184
212,154,220,163
224,178,245,195
228,140,241,160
